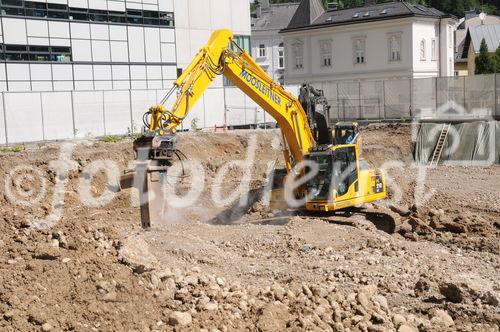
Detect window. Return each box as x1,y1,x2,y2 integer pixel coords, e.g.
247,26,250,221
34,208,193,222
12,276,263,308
292,42,304,70
420,39,426,60
258,44,266,58
320,40,332,67
431,38,437,61
353,38,365,64
278,43,284,69
1,44,72,62
388,35,401,61
0,2,175,27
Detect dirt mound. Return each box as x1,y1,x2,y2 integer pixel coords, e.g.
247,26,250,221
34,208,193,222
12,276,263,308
0,127,498,331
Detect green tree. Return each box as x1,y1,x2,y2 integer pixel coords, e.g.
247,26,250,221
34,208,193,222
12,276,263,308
494,45,500,73
475,38,495,74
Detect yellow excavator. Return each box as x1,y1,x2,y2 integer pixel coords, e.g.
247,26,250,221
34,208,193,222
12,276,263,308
123,29,387,228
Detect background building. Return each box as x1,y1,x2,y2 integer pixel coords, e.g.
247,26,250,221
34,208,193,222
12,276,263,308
0,0,251,144
280,0,456,84
455,10,500,76
251,0,299,84
461,24,500,75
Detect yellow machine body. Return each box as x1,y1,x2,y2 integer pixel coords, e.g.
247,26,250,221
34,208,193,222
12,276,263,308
139,29,387,218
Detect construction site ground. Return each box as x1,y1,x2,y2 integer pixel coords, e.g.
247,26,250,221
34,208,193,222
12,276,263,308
0,124,499,332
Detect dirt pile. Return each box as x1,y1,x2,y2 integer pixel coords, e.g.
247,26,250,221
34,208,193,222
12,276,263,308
0,126,498,331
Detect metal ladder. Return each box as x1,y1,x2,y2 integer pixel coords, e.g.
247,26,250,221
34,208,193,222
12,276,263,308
429,123,451,167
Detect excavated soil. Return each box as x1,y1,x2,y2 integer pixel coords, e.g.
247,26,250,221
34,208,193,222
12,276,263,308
0,125,498,332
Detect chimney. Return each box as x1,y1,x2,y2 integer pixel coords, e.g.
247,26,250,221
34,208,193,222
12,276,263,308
327,2,338,11
364,0,377,6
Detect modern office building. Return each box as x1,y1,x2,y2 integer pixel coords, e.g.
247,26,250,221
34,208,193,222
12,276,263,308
0,0,251,143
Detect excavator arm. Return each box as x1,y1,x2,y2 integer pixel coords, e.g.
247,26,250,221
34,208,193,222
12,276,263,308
145,29,314,171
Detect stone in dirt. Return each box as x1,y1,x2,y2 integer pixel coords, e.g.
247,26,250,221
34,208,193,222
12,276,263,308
257,303,290,332
439,282,463,303
398,324,418,332
168,311,192,326
429,308,454,327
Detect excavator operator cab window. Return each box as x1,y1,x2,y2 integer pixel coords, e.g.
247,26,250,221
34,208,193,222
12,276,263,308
332,146,358,197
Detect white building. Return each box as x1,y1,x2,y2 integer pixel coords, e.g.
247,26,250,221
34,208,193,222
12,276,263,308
280,0,456,84
251,0,299,84
0,0,251,143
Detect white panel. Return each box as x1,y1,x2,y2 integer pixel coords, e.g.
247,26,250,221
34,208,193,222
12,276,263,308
68,0,87,7
0,94,5,144
0,65,6,81
49,21,70,38
30,64,52,81
103,90,132,134
75,81,94,90
130,90,157,130
73,91,105,137
162,65,176,80
160,29,175,43
93,65,112,80
3,18,27,44
110,41,129,62
26,20,49,38
70,23,90,39
74,65,93,80
7,82,31,92
0,82,7,92
52,64,73,81
159,0,173,11
50,38,71,46
131,81,147,89
53,81,73,91
224,88,246,126
183,94,205,129
130,65,146,79
203,88,226,128
109,25,127,41
174,28,190,66
28,37,50,46
4,93,44,143
230,0,251,34
113,81,130,90
145,28,161,62
147,80,162,89
108,1,126,11
146,65,161,80
210,0,231,30
7,64,30,81
41,92,73,140
72,39,92,61
126,2,142,9
161,43,176,63
92,40,111,62
142,3,157,11
128,27,145,62
48,0,68,4
31,81,53,92
94,81,112,90
188,0,210,30
112,65,130,80
88,0,107,10
90,24,109,40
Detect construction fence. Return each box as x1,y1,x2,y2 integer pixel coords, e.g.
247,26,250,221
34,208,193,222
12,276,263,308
309,74,499,122
1,74,499,145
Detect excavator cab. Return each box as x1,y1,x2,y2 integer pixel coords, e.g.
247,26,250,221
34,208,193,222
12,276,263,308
333,122,359,146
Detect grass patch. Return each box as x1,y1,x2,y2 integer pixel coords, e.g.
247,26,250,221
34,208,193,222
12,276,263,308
100,135,124,143
0,145,25,153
